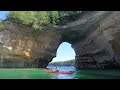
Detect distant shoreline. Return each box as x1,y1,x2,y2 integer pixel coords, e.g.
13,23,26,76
48,59,75,66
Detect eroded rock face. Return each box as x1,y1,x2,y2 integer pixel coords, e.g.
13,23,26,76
0,21,62,68
62,11,120,68
1,11,120,68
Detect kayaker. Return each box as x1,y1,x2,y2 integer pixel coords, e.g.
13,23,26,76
53,67,59,72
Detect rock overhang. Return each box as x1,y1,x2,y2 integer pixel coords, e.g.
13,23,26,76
60,11,112,43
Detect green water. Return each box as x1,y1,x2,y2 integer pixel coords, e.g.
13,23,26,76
74,68,120,79
0,68,53,79
0,67,120,79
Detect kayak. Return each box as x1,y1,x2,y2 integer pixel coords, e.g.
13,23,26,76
43,70,74,74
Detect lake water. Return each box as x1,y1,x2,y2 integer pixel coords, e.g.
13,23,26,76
0,66,120,79
47,66,76,79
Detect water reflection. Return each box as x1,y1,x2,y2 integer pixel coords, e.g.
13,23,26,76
52,74,74,79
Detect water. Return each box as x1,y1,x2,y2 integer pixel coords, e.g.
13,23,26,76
74,68,120,79
0,68,53,79
47,66,120,79
0,67,120,79
47,66,76,79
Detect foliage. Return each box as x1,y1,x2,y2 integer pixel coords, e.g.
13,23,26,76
7,11,81,30
7,11,60,30
7,11,36,25
48,11,60,25
49,59,75,66
37,11,49,23
0,19,6,30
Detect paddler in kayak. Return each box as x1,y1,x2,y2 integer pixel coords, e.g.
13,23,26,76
53,67,59,72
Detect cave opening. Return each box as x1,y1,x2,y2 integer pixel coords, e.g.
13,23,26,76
48,42,75,67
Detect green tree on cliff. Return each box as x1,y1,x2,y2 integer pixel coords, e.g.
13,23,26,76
37,11,49,24
7,11,60,30
48,11,60,25
7,11,36,25
7,11,80,30
0,19,6,30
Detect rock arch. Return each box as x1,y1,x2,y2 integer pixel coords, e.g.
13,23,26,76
51,42,75,63
1,11,120,68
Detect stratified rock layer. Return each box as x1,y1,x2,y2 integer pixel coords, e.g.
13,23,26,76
62,11,120,68
0,21,62,68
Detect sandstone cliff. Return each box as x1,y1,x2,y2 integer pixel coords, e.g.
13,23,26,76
61,11,120,68
0,20,62,68
1,11,120,68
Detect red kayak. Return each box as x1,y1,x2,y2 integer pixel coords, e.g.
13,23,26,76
43,70,74,74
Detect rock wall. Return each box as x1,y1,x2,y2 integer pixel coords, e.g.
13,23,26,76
67,11,120,68
0,21,62,68
1,11,120,68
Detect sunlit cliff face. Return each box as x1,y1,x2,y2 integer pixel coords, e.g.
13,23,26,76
3,45,13,51
2,37,32,57
3,43,32,57
23,49,32,57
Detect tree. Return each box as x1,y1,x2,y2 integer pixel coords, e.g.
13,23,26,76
0,19,6,30
37,11,49,24
7,11,81,30
7,11,36,25
48,11,60,25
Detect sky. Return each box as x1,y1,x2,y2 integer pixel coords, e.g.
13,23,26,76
0,11,9,20
0,11,75,62
52,42,75,62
